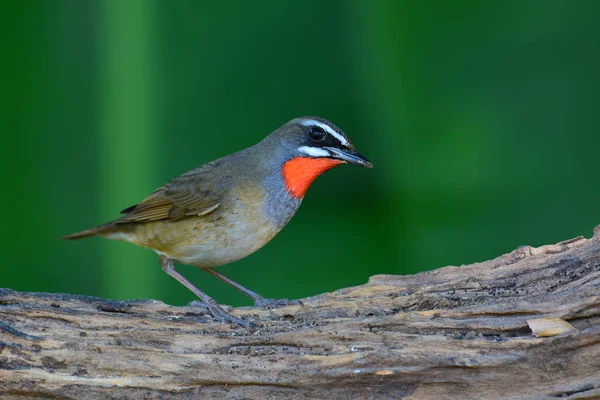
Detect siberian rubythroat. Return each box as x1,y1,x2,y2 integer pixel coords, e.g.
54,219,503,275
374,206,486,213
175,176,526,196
63,117,373,326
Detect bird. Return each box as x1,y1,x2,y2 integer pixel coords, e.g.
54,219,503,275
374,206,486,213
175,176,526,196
63,117,373,326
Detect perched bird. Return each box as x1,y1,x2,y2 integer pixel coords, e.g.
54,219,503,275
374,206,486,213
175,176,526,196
63,117,372,326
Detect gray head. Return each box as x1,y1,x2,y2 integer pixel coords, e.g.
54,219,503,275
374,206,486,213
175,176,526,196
253,116,373,229
265,116,373,168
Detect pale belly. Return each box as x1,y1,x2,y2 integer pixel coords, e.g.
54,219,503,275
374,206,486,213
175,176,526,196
113,212,280,268
103,203,280,268
102,180,299,268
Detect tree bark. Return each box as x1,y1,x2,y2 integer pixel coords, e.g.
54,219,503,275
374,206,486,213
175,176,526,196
1,227,599,399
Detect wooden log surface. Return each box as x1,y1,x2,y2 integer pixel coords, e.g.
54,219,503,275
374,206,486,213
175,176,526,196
1,227,600,399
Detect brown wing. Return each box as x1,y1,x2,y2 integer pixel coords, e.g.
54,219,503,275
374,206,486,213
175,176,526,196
116,156,231,223
118,180,221,223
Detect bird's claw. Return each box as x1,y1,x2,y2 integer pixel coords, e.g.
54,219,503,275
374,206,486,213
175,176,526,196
209,305,251,327
187,300,208,309
254,297,303,309
187,300,250,327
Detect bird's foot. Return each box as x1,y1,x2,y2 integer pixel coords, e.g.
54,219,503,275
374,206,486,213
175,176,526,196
187,300,250,327
187,300,208,309
254,297,303,309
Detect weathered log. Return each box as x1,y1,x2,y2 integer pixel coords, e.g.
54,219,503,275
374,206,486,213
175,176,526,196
1,227,599,399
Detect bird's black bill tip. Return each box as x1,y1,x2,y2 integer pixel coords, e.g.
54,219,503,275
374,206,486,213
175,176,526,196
361,158,374,169
323,147,373,168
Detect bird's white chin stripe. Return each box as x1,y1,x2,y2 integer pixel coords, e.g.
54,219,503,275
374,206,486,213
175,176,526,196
297,146,331,157
300,119,350,147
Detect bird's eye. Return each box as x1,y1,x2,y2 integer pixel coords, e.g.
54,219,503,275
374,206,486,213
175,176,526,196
308,127,326,141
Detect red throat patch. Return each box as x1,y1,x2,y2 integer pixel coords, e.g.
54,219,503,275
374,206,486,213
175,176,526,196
282,157,344,199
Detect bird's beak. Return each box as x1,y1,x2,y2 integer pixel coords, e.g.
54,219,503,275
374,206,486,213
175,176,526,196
323,147,373,168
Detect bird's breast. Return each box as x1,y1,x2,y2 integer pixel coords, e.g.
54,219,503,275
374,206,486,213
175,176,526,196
128,183,287,268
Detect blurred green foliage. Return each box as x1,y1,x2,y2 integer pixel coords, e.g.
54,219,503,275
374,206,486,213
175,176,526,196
3,1,599,307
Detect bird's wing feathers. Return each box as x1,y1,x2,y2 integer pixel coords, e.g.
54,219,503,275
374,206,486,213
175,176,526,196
118,170,223,223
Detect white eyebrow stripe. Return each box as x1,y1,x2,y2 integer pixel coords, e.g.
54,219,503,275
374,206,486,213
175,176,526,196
297,146,331,157
300,119,349,147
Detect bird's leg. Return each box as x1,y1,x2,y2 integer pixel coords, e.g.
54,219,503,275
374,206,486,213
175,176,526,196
202,267,302,309
159,256,249,327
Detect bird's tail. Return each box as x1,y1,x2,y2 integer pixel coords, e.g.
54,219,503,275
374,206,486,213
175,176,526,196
61,222,119,240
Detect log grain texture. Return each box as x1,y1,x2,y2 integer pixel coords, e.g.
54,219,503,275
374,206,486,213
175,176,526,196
1,227,600,399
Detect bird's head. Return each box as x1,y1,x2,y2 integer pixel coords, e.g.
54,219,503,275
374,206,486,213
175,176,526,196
268,117,373,199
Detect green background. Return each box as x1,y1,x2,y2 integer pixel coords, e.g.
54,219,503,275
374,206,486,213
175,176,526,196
3,1,599,307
